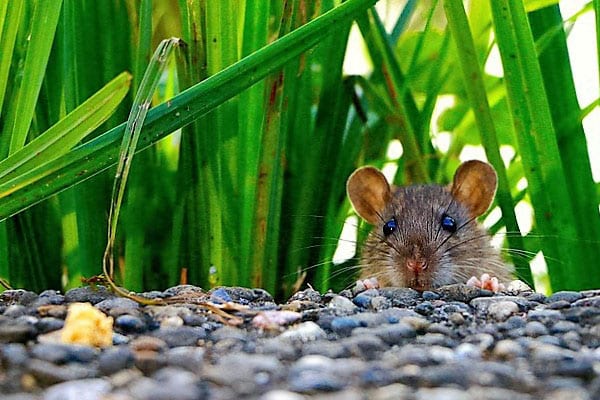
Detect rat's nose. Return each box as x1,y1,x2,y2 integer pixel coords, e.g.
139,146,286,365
406,259,427,273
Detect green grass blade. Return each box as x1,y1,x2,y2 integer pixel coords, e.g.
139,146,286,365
443,0,531,284
490,0,581,290
0,0,23,116
0,0,378,220
2,0,63,156
356,8,429,183
529,5,600,290
104,38,181,277
0,72,131,183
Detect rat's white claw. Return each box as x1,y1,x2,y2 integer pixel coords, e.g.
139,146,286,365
363,277,380,289
466,276,481,287
354,277,380,293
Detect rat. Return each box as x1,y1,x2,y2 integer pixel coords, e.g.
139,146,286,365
346,160,512,292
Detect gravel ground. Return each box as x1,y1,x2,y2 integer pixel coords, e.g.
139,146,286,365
1,282,600,400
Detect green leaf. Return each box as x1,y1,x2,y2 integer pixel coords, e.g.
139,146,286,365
0,72,132,186
0,0,379,220
2,0,63,156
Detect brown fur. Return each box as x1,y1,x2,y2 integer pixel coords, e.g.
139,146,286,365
347,161,512,290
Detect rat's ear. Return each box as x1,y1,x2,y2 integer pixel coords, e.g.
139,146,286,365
347,167,391,225
451,160,497,217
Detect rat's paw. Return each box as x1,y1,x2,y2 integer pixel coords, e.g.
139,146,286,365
353,277,380,294
466,273,506,293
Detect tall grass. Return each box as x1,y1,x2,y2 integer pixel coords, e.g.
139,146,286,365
0,0,598,296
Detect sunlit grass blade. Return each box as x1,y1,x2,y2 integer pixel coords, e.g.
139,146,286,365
0,0,378,220
356,8,429,183
490,0,585,290
0,0,23,115
443,0,531,285
1,0,63,156
0,72,131,184
529,4,600,289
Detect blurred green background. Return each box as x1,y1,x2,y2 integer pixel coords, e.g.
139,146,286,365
0,0,598,299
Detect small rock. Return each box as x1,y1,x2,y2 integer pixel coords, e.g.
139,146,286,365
260,390,305,400
64,287,113,304
0,320,37,343
4,305,31,318
327,295,357,313
549,291,584,304
130,336,168,353
342,334,387,360
150,326,207,347
0,289,39,306
493,339,525,360
370,383,413,400
527,309,563,324
95,297,139,314
114,314,147,333
164,346,205,373
98,346,135,375
436,284,490,303
1,342,29,366
288,355,347,393
525,321,549,337
280,321,326,342
378,288,421,307
36,317,64,334
367,322,416,345
252,310,302,330
43,378,111,400
544,388,591,400
31,343,98,364
487,300,520,321
28,359,96,386
550,320,578,334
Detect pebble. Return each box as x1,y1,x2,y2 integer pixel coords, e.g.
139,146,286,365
43,378,111,400
549,291,584,304
328,295,357,313
0,284,599,398
488,300,520,321
280,321,327,342
114,314,147,333
63,287,113,304
98,346,135,375
525,321,549,337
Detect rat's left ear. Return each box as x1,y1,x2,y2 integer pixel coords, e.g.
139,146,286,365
450,160,497,218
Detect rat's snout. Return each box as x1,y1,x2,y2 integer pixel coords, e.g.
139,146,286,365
406,258,427,273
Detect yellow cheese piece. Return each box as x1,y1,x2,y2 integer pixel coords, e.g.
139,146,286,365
61,302,113,347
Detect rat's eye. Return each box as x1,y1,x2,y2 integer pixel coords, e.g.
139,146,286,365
441,214,457,233
382,218,397,236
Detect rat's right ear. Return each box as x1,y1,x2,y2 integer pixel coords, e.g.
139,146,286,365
347,167,391,225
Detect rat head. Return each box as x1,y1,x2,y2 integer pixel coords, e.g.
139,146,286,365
347,160,501,290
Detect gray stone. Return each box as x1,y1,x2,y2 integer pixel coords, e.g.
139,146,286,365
0,289,39,306
1,343,29,366
0,320,36,343
164,346,205,372
98,346,135,375
280,321,327,342
35,317,64,334
28,359,96,386
525,321,549,337
527,309,563,324
488,300,520,321
43,378,111,400
31,343,98,364
328,295,357,313
64,287,114,304
150,326,207,347
437,284,491,303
